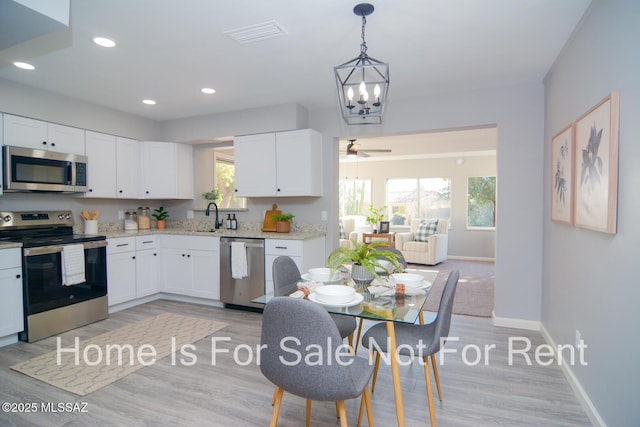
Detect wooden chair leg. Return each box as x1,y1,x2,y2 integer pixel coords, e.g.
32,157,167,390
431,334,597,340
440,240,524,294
270,386,284,427
423,356,437,426
371,352,381,392
348,333,354,354
430,353,443,401
335,401,340,418
358,392,365,426
271,386,277,405
363,386,375,427
337,401,348,427
306,399,312,427
355,317,364,352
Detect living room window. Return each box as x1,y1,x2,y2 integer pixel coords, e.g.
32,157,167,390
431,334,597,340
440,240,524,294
467,176,496,228
339,179,372,217
386,177,451,226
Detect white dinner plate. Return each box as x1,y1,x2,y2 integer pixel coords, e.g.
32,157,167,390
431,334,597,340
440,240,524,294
301,273,344,284
308,292,364,307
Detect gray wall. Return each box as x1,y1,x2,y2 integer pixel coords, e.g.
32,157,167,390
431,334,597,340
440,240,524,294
339,154,497,259
542,1,639,426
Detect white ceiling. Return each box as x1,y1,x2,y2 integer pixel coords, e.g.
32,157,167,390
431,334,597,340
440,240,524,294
1,0,591,123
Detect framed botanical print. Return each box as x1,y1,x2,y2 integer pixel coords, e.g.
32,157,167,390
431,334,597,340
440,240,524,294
378,221,390,233
573,92,620,234
551,124,575,225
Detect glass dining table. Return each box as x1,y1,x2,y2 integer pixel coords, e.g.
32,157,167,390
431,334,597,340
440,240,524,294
253,268,439,427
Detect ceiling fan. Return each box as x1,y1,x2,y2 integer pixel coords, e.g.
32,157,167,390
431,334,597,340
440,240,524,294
345,139,391,158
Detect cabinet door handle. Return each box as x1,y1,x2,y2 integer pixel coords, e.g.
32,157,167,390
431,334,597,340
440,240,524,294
16,274,21,279
119,190,123,193
89,188,93,192
132,256,136,259
146,190,149,194
187,254,191,258
142,240,153,244
51,142,56,147
275,246,287,249
182,254,186,257
153,253,157,256
42,141,47,145
277,188,281,192
117,243,129,247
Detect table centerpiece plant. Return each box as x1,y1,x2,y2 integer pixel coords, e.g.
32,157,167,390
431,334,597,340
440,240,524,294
327,241,402,288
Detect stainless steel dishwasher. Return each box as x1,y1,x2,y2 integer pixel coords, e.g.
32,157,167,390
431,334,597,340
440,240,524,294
220,237,265,310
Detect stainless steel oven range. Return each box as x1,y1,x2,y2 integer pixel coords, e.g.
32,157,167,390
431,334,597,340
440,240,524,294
0,210,108,342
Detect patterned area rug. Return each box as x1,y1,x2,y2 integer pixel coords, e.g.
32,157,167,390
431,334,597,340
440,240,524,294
11,313,228,395
412,259,495,317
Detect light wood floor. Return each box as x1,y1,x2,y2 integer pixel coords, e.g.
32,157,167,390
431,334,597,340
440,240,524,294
0,300,592,426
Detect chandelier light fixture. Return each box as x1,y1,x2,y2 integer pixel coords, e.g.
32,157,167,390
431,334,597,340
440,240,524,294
334,3,389,125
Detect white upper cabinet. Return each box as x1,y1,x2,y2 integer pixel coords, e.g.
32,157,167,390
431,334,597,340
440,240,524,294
234,129,322,197
3,114,85,155
0,114,3,195
116,136,142,199
234,132,277,197
84,131,117,198
141,141,193,199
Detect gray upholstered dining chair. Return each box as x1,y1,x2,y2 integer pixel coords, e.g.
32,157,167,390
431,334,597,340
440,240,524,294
272,256,357,345
260,297,375,427
361,270,459,427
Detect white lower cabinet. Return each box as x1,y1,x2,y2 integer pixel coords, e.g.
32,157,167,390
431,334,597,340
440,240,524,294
264,237,325,295
0,248,24,340
135,236,160,298
107,237,137,305
160,235,220,299
107,235,160,306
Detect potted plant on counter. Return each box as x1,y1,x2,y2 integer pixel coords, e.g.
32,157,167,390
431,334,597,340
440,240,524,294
327,241,402,287
152,206,169,229
271,212,295,233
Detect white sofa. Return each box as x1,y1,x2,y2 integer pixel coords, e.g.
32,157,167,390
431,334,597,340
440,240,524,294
395,219,448,265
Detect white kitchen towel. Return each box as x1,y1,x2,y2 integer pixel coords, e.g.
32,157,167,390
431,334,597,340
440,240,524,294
61,244,86,286
230,242,248,279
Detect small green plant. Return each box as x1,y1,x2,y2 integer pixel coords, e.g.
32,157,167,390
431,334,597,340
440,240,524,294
202,188,221,202
366,205,387,226
272,212,295,222
152,206,169,220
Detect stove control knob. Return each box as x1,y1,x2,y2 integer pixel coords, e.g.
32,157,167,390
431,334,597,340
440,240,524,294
65,213,72,220
2,215,11,223
58,214,64,220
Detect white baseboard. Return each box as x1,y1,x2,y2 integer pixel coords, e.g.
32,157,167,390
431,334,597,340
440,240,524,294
492,310,540,331
0,334,18,348
540,324,607,427
446,255,495,262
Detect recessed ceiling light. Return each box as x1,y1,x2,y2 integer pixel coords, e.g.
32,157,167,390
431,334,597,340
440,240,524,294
142,99,156,105
201,88,216,94
14,62,35,70
93,37,116,47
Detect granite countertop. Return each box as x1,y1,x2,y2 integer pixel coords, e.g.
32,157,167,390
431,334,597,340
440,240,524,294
102,228,325,240
0,242,23,250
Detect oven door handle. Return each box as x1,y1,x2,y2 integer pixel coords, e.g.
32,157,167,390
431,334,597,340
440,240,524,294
23,240,108,257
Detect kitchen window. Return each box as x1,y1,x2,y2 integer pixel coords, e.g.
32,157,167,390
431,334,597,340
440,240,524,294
214,157,246,209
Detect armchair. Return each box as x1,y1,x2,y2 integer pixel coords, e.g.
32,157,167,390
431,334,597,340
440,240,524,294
338,218,358,249
395,219,448,265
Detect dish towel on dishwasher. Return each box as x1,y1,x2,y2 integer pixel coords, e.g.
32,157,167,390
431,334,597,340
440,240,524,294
231,242,248,279
61,244,86,286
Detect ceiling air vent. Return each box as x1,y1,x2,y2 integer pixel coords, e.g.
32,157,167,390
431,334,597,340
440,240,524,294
224,20,288,44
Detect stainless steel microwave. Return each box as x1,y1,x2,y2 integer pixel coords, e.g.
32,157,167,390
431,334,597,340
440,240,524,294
3,145,88,193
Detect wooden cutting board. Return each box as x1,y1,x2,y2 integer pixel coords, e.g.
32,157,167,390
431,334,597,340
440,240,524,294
261,203,281,232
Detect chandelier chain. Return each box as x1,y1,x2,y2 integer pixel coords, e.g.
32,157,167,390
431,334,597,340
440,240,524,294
360,15,368,56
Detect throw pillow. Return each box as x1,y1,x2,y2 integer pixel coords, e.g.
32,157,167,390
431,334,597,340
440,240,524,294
415,219,439,242
338,221,346,239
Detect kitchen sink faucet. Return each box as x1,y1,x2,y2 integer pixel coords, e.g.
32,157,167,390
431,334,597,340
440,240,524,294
205,202,223,229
